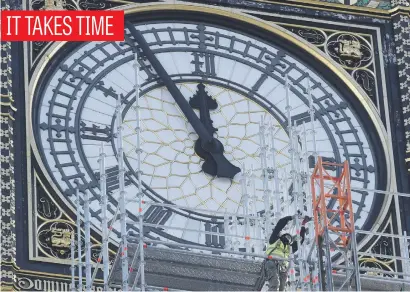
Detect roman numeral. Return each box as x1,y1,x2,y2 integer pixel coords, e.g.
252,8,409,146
53,87,77,97
63,180,98,197
142,205,173,235
318,101,348,118
250,51,287,95
190,24,213,50
289,111,317,127
191,52,216,77
95,166,132,194
308,155,336,171
80,121,112,142
204,221,225,248
251,74,269,93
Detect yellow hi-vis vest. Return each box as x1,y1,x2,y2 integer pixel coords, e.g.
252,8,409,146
266,239,290,259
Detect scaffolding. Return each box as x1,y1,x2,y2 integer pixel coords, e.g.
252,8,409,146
311,157,361,291
68,68,410,291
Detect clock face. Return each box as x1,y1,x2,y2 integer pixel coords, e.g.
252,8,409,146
33,19,385,246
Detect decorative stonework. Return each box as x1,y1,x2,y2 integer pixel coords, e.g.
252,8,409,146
280,25,379,107
325,33,373,69
1,0,17,289
392,13,410,172
37,221,76,259
319,0,391,9
31,0,111,10
391,0,410,6
359,217,396,277
31,173,115,266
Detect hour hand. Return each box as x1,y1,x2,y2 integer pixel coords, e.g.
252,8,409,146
189,83,218,135
189,83,241,179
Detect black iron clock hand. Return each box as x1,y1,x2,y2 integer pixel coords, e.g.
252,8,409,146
189,83,241,178
189,83,218,135
126,22,212,143
126,22,241,179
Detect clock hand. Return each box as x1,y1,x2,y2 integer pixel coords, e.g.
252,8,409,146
190,83,241,178
190,83,217,176
126,22,241,179
189,83,218,135
126,22,212,143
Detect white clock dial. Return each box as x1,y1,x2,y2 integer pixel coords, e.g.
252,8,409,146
33,20,384,246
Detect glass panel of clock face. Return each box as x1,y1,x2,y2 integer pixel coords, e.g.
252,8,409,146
35,21,379,245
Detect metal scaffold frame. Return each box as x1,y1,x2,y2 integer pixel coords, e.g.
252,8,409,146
311,157,361,291
69,67,410,291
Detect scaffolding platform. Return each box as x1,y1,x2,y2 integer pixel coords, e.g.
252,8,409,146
107,244,410,291
332,274,410,291
109,244,261,291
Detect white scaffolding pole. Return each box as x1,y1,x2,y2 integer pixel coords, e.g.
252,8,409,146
232,215,239,253
76,188,83,291
283,168,289,217
285,76,297,218
116,85,129,291
303,121,316,291
259,116,271,242
306,76,319,291
402,231,410,281
241,165,250,257
307,78,317,162
269,120,281,224
71,233,76,292
293,124,309,290
133,49,146,291
84,189,92,292
99,143,110,291
224,212,232,251
302,122,313,218
249,166,261,253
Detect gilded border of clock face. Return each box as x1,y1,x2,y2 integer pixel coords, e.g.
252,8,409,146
27,3,393,248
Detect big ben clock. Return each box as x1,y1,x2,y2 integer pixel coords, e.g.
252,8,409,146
30,7,391,248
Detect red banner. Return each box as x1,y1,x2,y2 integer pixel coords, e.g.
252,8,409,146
1,10,124,41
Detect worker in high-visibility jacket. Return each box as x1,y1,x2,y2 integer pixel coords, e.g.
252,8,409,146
263,215,310,291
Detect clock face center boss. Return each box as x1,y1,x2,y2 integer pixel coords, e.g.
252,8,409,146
34,20,382,243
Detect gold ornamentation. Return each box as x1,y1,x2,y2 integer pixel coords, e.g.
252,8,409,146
273,22,380,111
1,31,17,287
337,40,363,59
29,172,115,265
326,33,373,69
358,217,397,277
44,0,65,10
50,228,72,248
37,221,76,259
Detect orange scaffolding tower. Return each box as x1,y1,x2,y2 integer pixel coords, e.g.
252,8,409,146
311,157,361,291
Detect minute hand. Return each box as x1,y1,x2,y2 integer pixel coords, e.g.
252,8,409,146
126,22,213,143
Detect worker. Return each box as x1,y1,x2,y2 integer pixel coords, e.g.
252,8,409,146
263,215,310,291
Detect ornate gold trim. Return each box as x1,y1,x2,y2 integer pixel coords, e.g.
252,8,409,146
109,0,395,17
0,285,17,291
0,113,15,120
0,103,17,112
29,172,112,265
15,269,104,283
27,0,394,257
1,261,21,270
